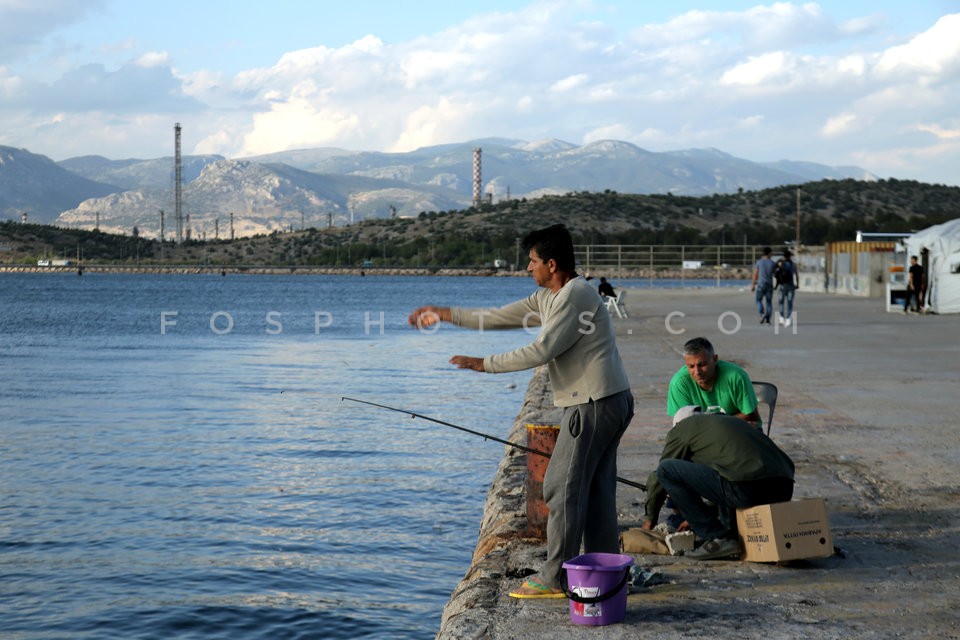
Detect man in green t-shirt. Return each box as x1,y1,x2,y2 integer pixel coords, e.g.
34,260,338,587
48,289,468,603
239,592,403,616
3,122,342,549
667,336,761,430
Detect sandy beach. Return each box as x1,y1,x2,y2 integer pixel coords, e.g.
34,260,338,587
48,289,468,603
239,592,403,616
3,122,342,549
437,286,960,639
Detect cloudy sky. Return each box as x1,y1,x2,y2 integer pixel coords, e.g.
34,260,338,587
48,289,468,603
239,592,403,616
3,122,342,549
1,1,958,185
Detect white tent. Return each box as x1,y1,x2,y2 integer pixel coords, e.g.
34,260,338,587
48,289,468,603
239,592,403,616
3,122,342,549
905,218,960,314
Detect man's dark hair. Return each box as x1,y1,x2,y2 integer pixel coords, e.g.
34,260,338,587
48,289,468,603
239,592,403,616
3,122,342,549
682,336,715,358
522,224,577,272
762,246,772,256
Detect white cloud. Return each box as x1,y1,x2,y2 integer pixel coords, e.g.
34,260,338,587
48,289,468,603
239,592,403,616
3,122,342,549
516,95,535,112
0,0,108,64
583,123,633,144
135,51,169,68
917,124,960,140
720,51,792,87
237,96,360,156
390,97,477,152
549,73,589,93
836,54,868,77
820,112,860,137
1,3,959,185
874,13,960,77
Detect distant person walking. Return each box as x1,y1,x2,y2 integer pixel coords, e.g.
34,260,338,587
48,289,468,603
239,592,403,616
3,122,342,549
904,255,925,313
751,247,776,324
774,249,799,325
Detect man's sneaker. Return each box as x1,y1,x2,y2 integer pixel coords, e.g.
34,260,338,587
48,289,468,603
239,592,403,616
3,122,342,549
686,537,741,560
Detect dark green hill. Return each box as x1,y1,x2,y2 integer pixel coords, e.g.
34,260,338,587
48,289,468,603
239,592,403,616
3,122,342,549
2,179,956,268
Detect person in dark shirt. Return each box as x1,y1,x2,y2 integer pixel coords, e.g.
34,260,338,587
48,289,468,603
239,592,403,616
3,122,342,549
904,255,925,313
642,408,795,560
598,276,615,299
774,249,799,325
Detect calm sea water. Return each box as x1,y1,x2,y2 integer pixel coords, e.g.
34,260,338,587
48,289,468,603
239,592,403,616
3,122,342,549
0,273,746,639
0,273,542,640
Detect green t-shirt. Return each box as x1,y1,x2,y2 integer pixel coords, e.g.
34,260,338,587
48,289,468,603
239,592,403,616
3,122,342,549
666,360,759,428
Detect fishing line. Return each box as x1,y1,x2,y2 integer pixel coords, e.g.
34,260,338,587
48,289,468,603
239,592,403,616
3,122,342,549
341,396,647,492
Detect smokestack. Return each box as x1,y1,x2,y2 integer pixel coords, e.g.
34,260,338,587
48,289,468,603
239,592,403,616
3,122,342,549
174,123,183,243
472,147,482,208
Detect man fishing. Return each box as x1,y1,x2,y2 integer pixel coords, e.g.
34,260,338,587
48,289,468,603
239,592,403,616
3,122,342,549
408,223,634,599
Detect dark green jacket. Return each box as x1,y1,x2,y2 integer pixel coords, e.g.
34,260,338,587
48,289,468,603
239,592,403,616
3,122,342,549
645,414,795,522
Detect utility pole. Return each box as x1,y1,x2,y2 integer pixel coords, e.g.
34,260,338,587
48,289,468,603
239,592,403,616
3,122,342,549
796,187,801,249
159,209,165,241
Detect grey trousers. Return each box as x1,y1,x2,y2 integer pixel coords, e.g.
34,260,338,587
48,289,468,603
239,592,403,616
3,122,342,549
540,389,634,588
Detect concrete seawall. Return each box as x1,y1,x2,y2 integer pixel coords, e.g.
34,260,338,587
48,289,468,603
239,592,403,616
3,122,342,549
435,367,560,637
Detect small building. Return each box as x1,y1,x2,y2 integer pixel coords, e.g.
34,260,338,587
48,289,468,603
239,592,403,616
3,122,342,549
824,240,897,298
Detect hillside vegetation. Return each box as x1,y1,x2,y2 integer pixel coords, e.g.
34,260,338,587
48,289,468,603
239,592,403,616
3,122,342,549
2,179,956,269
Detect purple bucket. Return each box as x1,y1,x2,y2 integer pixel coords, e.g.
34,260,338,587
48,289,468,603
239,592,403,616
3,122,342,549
561,552,633,626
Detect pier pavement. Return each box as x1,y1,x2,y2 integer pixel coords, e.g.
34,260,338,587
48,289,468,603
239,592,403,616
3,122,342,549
437,287,959,639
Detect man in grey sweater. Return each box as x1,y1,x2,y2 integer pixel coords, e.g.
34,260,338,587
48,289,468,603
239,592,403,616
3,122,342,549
408,224,634,598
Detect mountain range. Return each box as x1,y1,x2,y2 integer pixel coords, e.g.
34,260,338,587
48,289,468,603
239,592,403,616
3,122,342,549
0,138,877,238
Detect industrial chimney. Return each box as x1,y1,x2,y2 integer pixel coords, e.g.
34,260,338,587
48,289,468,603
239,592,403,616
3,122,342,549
174,123,183,243
472,147,482,208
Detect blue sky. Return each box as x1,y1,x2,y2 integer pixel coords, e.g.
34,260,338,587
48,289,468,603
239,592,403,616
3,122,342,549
2,1,959,185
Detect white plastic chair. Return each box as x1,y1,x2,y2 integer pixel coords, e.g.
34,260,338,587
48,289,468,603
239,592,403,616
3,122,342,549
752,381,778,436
604,290,628,318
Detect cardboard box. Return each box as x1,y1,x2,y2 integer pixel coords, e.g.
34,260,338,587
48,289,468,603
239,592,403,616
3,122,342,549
736,498,833,562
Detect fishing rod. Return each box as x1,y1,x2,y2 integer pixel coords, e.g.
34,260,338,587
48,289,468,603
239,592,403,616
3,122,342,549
341,396,647,492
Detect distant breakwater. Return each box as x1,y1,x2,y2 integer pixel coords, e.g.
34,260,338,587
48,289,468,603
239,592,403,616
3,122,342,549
0,264,752,279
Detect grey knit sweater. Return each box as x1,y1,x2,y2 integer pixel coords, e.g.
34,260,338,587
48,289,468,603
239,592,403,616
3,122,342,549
450,276,630,407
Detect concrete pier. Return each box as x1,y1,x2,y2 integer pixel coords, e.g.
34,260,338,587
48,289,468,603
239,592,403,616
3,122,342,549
437,287,959,639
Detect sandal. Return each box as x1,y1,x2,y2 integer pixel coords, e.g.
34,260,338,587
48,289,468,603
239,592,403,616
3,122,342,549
508,578,566,599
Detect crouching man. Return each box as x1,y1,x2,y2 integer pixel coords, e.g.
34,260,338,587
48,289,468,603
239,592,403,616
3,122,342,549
641,406,795,560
